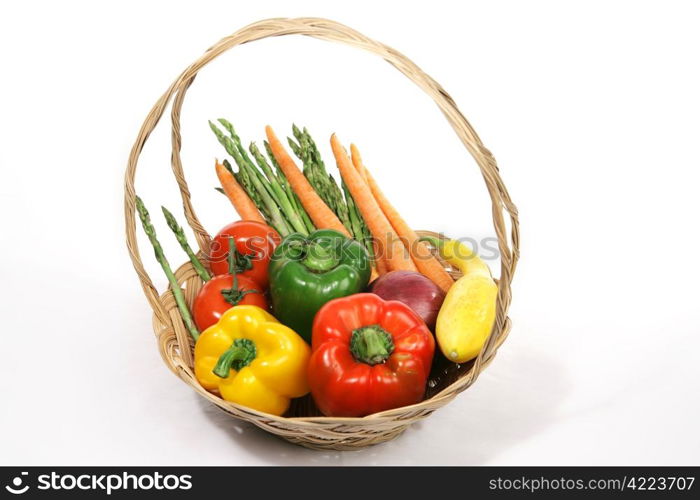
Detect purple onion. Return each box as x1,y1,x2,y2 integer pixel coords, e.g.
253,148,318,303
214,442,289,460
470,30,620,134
368,271,446,331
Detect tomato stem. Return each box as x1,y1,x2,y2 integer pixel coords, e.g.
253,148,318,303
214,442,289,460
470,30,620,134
221,237,259,306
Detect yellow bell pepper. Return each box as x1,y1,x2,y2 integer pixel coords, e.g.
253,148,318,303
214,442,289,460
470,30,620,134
194,305,310,416
429,237,498,363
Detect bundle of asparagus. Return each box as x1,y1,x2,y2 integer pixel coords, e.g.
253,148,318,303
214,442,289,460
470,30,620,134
287,124,374,260
209,119,314,237
210,120,374,259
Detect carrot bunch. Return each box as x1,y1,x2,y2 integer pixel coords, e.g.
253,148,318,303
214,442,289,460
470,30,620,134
210,119,315,237
331,135,454,292
210,120,453,292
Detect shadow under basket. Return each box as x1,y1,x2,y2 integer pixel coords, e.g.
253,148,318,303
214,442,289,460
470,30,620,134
126,18,519,450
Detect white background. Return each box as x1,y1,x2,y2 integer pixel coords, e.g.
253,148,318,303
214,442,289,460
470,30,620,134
1,0,698,465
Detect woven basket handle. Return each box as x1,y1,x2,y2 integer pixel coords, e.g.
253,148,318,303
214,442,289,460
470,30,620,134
124,17,520,366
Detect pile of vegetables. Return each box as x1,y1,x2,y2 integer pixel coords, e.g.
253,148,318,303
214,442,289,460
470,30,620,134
137,122,497,417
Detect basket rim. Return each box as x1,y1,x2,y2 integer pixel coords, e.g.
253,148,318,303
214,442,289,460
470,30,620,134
157,317,510,424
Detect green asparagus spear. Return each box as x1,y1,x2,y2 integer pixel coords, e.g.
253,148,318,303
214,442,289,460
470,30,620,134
263,140,285,183
294,191,316,233
210,121,292,235
297,126,356,231
265,142,308,235
362,222,374,259
135,197,199,341
302,126,329,180
218,120,289,216
262,143,308,232
250,142,308,235
161,206,211,282
239,159,292,235
225,159,264,215
209,120,237,156
292,123,305,145
287,136,304,161
263,138,315,232
218,120,281,208
342,181,364,242
290,128,337,213
217,119,258,172
329,175,351,229
274,155,315,233
357,205,375,260
226,121,303,231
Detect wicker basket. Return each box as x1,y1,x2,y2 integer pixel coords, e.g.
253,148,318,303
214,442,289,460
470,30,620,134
124,17,519,450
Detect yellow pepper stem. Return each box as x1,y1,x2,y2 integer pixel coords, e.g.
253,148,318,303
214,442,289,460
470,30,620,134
213,338,256,378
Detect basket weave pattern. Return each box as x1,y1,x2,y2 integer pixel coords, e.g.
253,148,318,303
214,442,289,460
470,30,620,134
125,18,520,450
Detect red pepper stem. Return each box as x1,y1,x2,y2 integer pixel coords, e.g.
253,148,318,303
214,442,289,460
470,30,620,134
350,325,395,365
213,338,256,378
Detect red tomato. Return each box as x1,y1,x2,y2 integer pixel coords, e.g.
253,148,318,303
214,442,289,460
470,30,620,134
208,221,280,288
193,274,269,331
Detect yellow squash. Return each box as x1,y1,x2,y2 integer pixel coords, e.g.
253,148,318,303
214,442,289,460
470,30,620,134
194,305,310,415
434,238,498,363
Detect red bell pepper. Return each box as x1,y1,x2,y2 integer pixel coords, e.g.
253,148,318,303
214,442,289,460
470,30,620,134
308,293,435,417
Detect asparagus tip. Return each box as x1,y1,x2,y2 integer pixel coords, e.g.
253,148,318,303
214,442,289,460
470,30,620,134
135,195,147,217
161,206,177,228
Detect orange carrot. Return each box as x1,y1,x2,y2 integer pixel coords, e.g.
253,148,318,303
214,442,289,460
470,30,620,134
351,146,389,275
215,160,265,223
350,144,454,292
265,126,350,237
352,144,370,182
373,240,389,275
331,134,416,273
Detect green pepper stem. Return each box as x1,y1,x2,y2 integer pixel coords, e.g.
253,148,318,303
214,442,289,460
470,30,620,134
212,338,256,378
350,325,395,365
302,242,339,272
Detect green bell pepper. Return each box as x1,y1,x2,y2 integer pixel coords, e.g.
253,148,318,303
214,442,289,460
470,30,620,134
268,229,371,342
